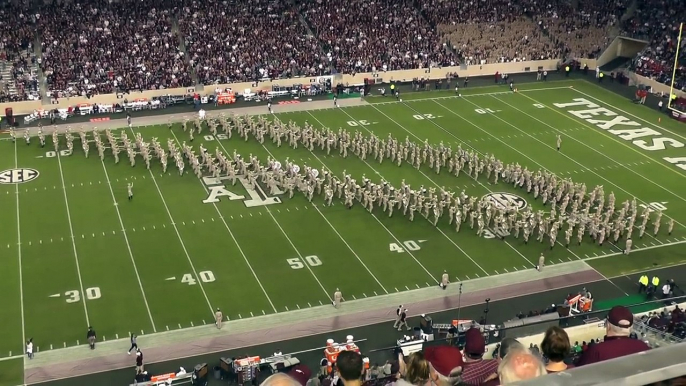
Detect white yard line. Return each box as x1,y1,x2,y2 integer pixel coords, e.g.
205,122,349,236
166,129,279,312
370,84,573,106
586,239,686,262
55,148,91,326
207,134,332,301
97,152,157,332
240,120,389,294
500,93,686,204
13,140,26,361
126,127,215,315
435,97,686,231
361,103,536,269
305,110,444,281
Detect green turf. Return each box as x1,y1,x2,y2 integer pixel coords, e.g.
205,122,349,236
0,79,685,372
0,358,24,386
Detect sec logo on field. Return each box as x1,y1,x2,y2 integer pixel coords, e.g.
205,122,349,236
483,192,527,210
0,168,40,184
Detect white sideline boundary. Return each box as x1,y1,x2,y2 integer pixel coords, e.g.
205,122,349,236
4,80,685,362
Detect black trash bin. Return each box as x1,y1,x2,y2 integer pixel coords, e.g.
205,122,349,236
214,365,222,380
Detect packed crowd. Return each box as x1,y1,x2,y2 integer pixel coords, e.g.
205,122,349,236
294,305,649,386
38,0,192,97
528,0,627,59
640,305,686,340
439,19,563,64
0,4,40,101
299,0,456,73
623,0,686,91
178,0,327,85
1,0,685,100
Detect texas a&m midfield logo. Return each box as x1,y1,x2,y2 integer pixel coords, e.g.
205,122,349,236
202,175,282,207
482,192,528,211
0,168,40,184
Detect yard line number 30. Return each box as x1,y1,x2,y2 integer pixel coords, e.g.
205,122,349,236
65,287,101,303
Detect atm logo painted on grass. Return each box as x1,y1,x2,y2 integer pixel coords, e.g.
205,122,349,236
0,168,40,184
483,192,528,211
201,175,282,207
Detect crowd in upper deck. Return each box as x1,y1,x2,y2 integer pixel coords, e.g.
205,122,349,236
0,0,682,100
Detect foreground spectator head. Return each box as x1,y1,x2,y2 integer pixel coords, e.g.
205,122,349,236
464,328,486,359
461,328,499,385
261,373,302,386
498,338,524,360
498,349,546,385
402,352,433,386
576,306,651,366
541,326,573,372
607,305,634,336
336,350,363,386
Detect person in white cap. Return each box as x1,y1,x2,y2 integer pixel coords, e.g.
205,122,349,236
333,288,344,308
537,253,545,271
440,270,449,289
215,308,223,329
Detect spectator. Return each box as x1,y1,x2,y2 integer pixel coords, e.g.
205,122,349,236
424,346,463,384
498,349,547,385
482,338,525,386
461,328,499,385
540,326,574,373
262,373,305,386
396,352,440,386
300,0,455,74
336,351,364,386
576,306,651,366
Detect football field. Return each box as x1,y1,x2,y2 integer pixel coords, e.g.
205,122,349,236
1,79,685,368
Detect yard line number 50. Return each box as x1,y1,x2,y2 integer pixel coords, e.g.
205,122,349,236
288,255,323,269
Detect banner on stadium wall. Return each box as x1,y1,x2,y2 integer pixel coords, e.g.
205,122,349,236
309,76,334,85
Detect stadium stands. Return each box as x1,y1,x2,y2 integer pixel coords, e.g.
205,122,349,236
39,0,192,97
299,0,456,73
0,3,40,101
438,19,563,64
0,0,683,97
528,0,628,59
623,0,686,91
178,0,327,85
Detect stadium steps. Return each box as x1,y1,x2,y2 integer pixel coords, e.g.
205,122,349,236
621,0,639,23
171,18,198,86
0,60,13,94
599,56,633,72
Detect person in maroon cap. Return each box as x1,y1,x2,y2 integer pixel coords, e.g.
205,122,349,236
576,306,650,366
461,328,499,385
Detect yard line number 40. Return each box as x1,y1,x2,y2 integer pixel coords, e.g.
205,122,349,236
181,271,216,285
389,240,425,252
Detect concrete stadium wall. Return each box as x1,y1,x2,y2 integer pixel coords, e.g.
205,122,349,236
1,59,563,115
628,73,686,97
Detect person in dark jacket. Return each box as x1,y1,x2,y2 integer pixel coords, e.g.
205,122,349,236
87,327,96,349
576,306,650,366
135,348,144,372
